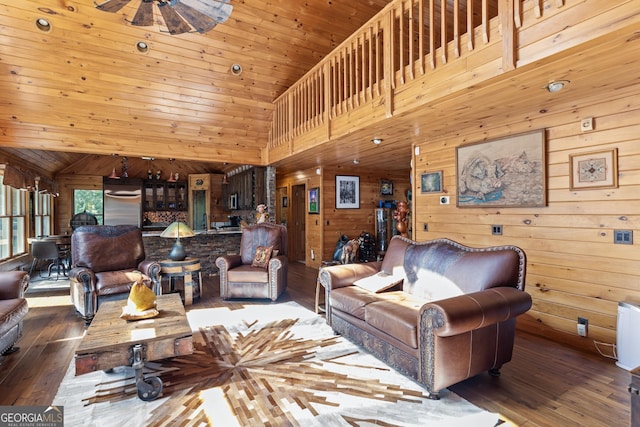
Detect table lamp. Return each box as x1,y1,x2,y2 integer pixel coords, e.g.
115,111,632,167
160,221,195,261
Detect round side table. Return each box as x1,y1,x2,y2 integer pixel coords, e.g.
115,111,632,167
160,258,203,305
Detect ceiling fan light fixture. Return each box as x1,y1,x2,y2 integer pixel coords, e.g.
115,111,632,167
95,0,233,35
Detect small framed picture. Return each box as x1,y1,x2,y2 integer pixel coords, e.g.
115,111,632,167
420,171,443,193
229,193,238,210
282,196,288,208
308,187,319,214
569,148,618,190
380,180,393,195
336,175,359,209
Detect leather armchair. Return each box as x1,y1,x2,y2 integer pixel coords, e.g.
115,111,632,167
216,223,288,301
69,225,160,324
0,271,29,355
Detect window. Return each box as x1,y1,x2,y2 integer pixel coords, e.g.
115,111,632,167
0,175,27,260
33,191,52,238
73,189,103,224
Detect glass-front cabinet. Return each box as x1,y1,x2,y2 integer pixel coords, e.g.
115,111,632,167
144,180,186,212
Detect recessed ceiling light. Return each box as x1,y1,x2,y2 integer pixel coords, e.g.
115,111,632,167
545,80,569,93
231,64,243,76
136,41,149,53
35,18,51,32
372,138,383,145
352,159,360,165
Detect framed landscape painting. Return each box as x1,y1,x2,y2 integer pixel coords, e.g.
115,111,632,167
456,130,546,207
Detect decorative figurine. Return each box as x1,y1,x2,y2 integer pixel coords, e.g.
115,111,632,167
256,204,269,223
393,200,410,238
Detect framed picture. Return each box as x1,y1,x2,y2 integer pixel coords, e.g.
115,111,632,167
308,187,319,214
282,196,288,208
420,171,443,193
380,180,393,195
336,175,360,209
229,193,238,210
569,148,618,190
456,129,546,207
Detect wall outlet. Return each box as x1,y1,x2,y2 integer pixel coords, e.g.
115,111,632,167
580,117,594,132
439,196,450,205
311,249,315,260
577,317,588,337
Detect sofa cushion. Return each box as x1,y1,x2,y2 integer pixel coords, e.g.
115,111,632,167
329,287,382,320
251,245,273,268
365,294,424,348
0,299,28,337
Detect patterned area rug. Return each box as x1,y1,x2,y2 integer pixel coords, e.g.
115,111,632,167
54,301,500,426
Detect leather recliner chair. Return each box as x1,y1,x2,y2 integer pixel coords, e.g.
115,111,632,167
216,223,288,301
0,271,29,355
69,225,161,324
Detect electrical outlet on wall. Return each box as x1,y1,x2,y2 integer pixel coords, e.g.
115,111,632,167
311,249,315,260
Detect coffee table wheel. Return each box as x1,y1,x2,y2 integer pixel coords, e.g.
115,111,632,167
137,376,163,401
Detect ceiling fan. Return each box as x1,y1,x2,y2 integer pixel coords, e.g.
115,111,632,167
95,0,233,35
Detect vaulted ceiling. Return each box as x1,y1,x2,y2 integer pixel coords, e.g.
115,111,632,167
0,0,393,178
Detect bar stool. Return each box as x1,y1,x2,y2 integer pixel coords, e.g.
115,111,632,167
29,240,67,280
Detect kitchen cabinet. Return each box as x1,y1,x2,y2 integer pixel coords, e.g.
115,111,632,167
143,180,187,212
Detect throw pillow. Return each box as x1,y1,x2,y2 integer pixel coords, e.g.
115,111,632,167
252,245,273,268
353,272,404,293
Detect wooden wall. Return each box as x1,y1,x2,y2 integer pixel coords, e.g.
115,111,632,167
412,86,640,355
277,166,410,269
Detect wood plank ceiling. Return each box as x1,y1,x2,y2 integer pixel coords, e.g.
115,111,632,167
0,0,393,178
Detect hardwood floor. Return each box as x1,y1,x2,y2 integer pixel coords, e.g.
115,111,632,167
0,263,631,426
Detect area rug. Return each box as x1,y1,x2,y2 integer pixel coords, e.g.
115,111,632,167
53,301,500,427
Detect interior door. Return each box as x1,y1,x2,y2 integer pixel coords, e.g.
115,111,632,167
291,184,306,262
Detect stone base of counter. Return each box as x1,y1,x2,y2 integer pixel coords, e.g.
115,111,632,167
143,233,242,276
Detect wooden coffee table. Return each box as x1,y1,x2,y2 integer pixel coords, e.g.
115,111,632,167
75,293,193,401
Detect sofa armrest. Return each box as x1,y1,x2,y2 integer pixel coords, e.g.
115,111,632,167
420,287,532,337
0,271,29,299
319,262,382,290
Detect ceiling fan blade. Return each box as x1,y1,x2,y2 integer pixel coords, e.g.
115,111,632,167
172,3,218,33
95,0,134,13
158,1,193,35
180,0,233,24
131,0,155,27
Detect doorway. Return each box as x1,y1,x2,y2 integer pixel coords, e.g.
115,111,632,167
291,184,306,263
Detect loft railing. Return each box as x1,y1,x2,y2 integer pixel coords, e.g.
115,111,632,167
268,0,564,148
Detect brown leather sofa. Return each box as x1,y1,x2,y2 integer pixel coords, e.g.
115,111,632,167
319,236,531,399
0,271,29,355
69,225,161,324
216,223,288,301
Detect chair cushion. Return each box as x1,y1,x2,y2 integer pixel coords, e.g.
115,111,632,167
95,270,150,297
251,245,273,268
227,264,269,283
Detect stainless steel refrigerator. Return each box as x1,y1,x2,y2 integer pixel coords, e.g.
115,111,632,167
103,183,142,226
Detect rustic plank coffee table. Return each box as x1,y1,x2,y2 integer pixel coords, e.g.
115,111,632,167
75,293,193,401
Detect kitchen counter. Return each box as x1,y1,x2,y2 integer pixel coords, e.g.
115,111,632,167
143,229,242,276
